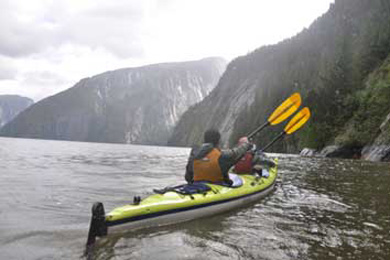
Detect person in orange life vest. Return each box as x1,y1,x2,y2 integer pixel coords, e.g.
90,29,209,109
185,129,252,186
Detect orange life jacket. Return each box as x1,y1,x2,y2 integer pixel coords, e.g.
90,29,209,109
233,151,253,174
193,148,223,182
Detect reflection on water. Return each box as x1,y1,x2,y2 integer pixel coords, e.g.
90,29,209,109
0,137,389,260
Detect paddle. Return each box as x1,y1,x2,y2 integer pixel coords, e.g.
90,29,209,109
261,107,311,152
247,93,301,139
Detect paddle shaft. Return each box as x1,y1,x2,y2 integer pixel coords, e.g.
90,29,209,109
247,121,270,139
261,132,285,152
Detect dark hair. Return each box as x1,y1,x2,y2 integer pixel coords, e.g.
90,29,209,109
204,129,220,146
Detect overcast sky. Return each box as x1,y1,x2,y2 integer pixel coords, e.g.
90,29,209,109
0,0,334,101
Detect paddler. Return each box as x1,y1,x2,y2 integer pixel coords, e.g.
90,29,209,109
185,129,252,185
233,138,276,177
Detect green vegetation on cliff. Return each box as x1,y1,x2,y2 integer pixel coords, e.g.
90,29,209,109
169,0,390,155
335,55,390,146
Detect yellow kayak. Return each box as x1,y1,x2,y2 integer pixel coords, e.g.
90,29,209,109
86,159,278,247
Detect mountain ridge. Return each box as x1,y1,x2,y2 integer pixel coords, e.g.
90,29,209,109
0,57,227,145
0,95,33,128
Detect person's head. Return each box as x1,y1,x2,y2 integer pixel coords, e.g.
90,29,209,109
204,129,221,146
238,137,249,145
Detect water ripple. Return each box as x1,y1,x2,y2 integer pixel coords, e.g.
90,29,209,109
1,137,390,260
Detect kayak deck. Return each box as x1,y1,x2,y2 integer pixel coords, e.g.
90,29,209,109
106,159,278,226
85,158,278,251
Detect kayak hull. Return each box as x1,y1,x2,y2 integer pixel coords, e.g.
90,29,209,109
108,179,276,234
86,158,278,244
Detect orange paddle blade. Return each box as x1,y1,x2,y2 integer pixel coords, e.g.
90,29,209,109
268,93,301,125
285,107,311,134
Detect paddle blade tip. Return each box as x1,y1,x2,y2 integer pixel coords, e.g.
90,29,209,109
268,93,302,125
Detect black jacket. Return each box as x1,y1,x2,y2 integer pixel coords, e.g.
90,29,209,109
185,142,252,184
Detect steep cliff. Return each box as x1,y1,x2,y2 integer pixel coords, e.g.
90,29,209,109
0,95,33,127
0,57,226,144
336,55,390,161
169,0,390,159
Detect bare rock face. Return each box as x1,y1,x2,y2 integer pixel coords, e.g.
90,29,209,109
361,112,390,162
300,148,317,157
362,146,390,162
0,95,33,127
0,58,227,145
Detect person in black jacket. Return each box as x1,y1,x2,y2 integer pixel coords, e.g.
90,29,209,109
185,129,252,185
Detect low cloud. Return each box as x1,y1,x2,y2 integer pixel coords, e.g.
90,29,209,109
0,1,52,57
21,70,68,87
0,0,147,59
0,68,17,80
0,69,72,102
0,0,334,101
0,56,17,80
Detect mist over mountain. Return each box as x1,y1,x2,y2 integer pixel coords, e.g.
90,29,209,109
0,57,226,144
168,0,390,161
0,95,33,127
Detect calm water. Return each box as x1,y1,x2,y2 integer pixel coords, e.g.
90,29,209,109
0,137,389,260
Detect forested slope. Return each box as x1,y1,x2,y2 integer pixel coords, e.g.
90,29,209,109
169,0,390,160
